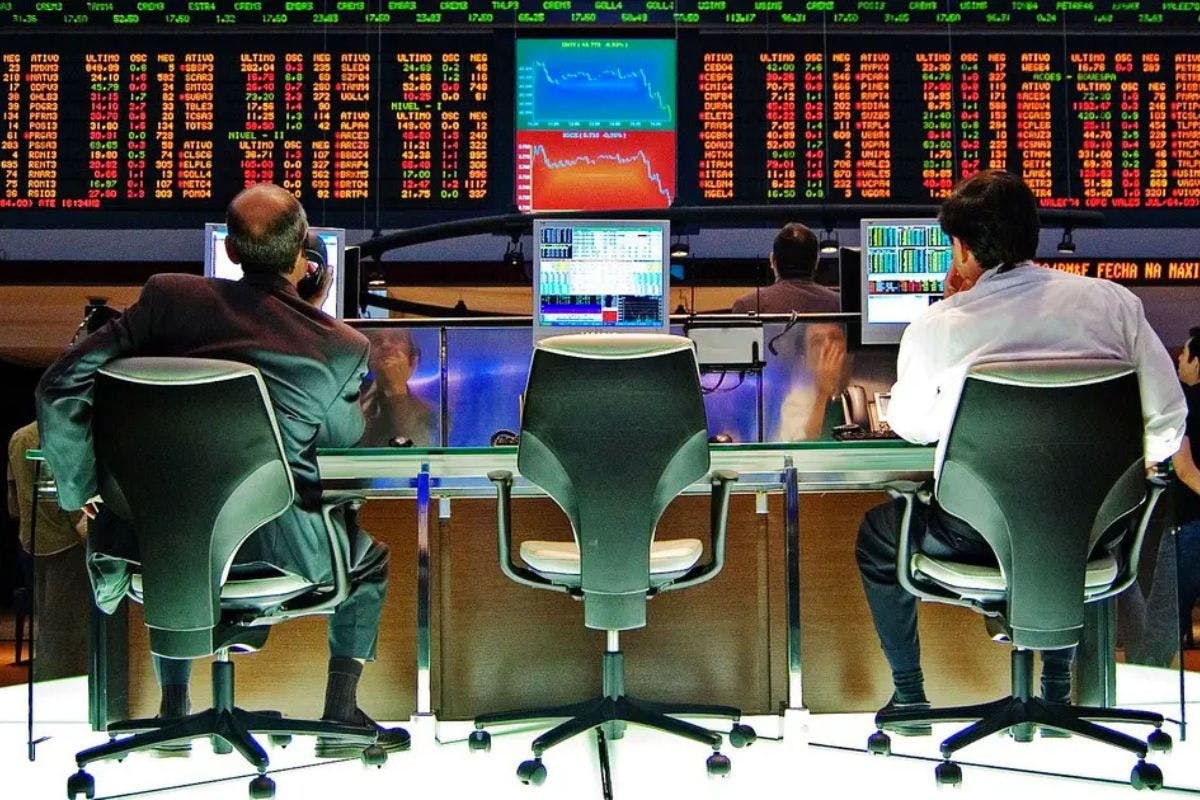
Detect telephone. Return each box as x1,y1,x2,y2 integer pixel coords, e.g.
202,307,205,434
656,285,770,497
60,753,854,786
296,230,330,301
834,385,899,440
841,384,871,429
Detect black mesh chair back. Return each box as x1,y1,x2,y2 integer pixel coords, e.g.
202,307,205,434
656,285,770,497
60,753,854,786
93,357,295,659
518,334,710,630
935,359,1146,650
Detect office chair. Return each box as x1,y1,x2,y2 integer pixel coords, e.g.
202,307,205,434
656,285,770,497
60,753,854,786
868,359,1172,789
468,334,754,785
66,358,379,800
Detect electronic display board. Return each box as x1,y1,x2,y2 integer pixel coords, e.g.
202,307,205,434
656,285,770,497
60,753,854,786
0,34,497,225
515,39,676,212
682,34,1200,217
3,0,1197,28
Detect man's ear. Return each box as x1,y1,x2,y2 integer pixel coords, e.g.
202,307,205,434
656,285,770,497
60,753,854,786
224,237,240,265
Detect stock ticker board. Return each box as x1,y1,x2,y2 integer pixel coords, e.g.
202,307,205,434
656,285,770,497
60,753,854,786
3,0,1199,27
4,28,1200,225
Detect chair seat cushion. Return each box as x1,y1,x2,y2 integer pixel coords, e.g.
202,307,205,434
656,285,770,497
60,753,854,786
911,553,1120,597
130,566,314,603
520,538,704,576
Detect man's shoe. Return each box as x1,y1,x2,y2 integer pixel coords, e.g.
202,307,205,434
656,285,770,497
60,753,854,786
876,695,932,737
148,710,193,758
315,709,410,759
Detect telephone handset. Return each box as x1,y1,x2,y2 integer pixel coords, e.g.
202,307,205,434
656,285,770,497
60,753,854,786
296,230,330,301
841,384,871,429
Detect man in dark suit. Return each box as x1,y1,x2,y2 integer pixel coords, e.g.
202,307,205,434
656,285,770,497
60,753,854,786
731,222,841,314
36,184,407,756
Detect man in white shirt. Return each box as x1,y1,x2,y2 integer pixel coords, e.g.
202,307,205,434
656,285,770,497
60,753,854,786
855,170,1186,732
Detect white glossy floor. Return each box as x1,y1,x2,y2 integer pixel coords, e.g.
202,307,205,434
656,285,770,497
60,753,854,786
3,666,1198,799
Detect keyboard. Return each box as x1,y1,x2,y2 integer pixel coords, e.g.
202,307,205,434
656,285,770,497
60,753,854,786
832,426,902,442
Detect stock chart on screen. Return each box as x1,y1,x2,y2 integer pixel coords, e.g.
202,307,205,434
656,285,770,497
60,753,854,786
514,39,676,213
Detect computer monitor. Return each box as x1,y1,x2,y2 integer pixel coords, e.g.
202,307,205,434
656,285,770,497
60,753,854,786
532,219,670,340
203,223,346,319
859,218,952,345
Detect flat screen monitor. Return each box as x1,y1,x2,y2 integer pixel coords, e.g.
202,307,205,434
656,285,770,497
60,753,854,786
859,218,952,345
203,223,346,319
532,219,670,340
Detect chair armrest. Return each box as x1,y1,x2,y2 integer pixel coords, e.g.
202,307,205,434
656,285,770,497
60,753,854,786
487,470,569,594
659,469,738,593
889,487,980,609
1088,481,1166,603
246,494,364,624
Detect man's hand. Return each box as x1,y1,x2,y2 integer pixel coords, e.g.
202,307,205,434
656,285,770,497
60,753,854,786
944,262,978,299
82,495,103,520
302,263,333,309
813,339,849,398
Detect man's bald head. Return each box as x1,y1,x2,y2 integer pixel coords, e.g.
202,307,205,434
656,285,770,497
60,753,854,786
225,183,308,275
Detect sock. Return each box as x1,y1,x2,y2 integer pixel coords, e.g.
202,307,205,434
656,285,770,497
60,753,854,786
323,657,364,722
1041,653,1073,704
154,656,193,718
159,684,191,719
892,668,927,705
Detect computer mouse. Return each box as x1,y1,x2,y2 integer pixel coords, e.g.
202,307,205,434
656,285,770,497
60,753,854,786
708,433,733,444
388,436,414,448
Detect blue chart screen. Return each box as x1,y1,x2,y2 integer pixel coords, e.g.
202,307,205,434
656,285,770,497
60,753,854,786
515,39,677,212
516,39,676,130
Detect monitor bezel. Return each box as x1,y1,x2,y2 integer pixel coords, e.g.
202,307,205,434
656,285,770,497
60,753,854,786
858,217,949,346
203,222,346,320
531,218,671,341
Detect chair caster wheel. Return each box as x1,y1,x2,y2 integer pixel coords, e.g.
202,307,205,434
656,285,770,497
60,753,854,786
729,723,757,748
361,744,388,767
67,769,95,799
1147,730,1172,753
268,734,292,749
935,760,962,787
517,758,547,786
468,730,492,752
1131,761,1163,791
706,752,731,778
248,774,276,799
867,731,892,755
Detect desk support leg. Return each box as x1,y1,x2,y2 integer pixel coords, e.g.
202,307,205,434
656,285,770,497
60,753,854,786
415,464,433,720
784,459,803,712
1078,598,1117,708
27,460,39,761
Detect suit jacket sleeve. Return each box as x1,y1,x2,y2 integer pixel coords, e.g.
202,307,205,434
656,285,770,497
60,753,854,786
316,342,369,448
35,280,163,510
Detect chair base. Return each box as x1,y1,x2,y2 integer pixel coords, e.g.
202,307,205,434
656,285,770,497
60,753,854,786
67,658,376,800
476,693,736,754
471,641,752,786
869,649,1169,789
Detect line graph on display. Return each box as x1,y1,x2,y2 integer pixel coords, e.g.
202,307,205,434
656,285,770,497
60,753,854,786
515,40,676,130
515,131,676,212
530,62,673,126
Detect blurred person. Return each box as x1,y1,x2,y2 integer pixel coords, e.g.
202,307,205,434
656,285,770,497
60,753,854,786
775,322,852,441
360,328,436,447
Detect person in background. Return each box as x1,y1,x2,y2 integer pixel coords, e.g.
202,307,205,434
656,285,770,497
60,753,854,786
36,184,408,758
854,170,1185,733
5,301,122,679
1127,328,1200,666
774,322,852,441
359,328,436,447
731,223,841,314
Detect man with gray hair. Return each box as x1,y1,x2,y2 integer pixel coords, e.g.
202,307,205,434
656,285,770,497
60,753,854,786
37,183,407,757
